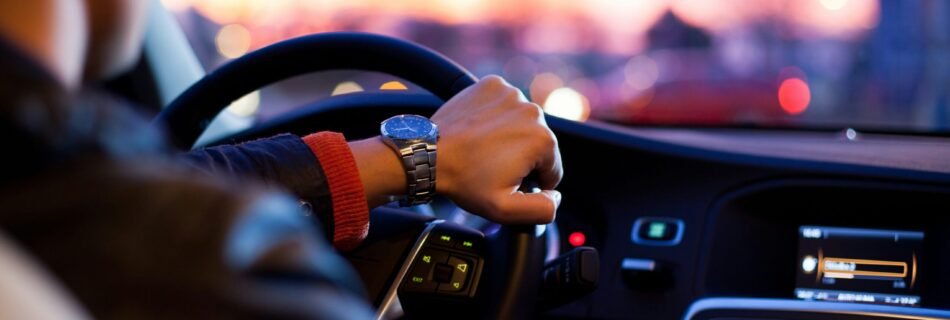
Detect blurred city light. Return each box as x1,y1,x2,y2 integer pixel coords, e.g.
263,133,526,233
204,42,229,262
778,78,811,115
215,24,251,59
160,0,190,12
166,0,949,132
669,0,747,31
624,55,659,90
173,0,884,56
331,81,365,96
529,73,564,105
543,87,590,122
792,0,879,34
379,81,409,90
226,90,261,117
820,0,850,11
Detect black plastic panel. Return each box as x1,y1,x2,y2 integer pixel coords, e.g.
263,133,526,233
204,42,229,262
699,179,950,309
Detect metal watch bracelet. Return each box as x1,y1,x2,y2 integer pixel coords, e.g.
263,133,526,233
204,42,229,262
397,143,437,206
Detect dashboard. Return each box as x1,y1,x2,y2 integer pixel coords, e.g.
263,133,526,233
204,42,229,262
223,94,950,319
541,118,950,319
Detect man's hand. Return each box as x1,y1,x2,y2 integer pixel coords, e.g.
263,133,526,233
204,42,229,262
432,75,563,224
351,75,562,224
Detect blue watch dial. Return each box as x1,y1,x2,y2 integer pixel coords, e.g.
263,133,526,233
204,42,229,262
383,115,433,140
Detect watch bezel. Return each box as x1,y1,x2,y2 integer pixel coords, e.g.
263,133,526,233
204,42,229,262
380,114,439,143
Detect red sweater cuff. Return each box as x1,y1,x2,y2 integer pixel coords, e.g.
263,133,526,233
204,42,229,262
302,132,369,251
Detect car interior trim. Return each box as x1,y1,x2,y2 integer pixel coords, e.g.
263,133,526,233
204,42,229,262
620,258,657,272
376,219,444,320
683,297,950,320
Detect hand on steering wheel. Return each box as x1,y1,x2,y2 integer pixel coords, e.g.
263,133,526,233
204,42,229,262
156,33,559,319
348,74,562,223
433,75,562,224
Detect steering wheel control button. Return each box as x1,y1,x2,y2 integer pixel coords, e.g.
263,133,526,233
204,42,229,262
538,247,600,311
631,217,684,246
403,224,485,298
433,264,454,283
454,238,479,252
418,249,450,266
404,265,437,293
437,256,473,293
402,248,451,293
431,233,457,247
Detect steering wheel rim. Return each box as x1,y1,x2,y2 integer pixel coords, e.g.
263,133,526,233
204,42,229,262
154,32,546,319
155,32,476,150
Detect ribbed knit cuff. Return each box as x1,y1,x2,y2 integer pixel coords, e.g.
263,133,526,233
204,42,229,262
301,132,369,251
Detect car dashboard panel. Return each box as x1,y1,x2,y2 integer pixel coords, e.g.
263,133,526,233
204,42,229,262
541,117,950,319
227,96,950,319
699,180,950,314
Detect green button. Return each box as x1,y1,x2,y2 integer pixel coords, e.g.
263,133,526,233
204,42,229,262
462,241,473,248
422,255,432,263
411,276,424,283
648,222,666,239
439,235,452,242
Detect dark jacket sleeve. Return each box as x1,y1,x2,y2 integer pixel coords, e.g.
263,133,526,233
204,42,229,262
0,160,375,319
177,134,334,235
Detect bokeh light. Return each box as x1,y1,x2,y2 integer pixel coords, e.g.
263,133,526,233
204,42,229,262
820,0,850,11
624,55,660,90
543,87,590,122
167,0,941,132
529,73,564,105
215,24,251,59
791,0,880,34
380,81,409,90
160,0,190,12
226,90,260,117
331,81,365,96
778,78,811,115
568,231,586,247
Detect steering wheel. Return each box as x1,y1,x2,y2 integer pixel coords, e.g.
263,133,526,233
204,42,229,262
154,32,546,319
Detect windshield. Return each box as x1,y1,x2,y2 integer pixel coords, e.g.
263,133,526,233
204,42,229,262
166,0,950,133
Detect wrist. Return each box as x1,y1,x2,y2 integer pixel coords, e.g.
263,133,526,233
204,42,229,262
350,136,406,207
432,142,457,199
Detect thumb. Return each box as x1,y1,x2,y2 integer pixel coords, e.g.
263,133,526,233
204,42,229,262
496,189,561,224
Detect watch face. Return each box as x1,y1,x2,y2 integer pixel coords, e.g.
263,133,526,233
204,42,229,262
382,115,435,140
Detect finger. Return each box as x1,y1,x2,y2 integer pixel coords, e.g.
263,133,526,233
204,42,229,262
535,132,563,190
494,189,561,224
479,74,507,89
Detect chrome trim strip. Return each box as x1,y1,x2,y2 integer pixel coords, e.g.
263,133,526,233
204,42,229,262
544,222,560,263
683,298,950,320
376,219,444,320
621,258,656,271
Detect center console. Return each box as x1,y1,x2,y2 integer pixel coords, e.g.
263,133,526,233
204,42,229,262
690,179,950,319
794,225,922,307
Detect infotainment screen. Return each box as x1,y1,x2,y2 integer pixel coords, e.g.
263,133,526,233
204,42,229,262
795,225,923,307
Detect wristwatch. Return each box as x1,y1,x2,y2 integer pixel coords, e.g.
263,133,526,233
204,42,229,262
380,114,439,206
